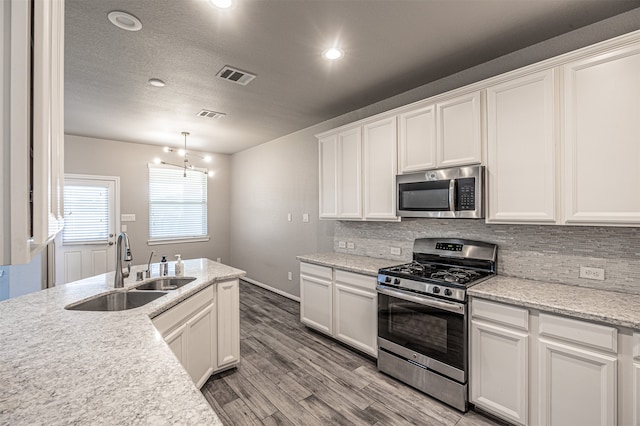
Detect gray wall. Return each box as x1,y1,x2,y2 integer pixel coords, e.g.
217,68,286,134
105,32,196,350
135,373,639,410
65,134,231,265
229,8,640,299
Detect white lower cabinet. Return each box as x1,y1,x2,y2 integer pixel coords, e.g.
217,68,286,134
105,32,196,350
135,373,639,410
152,280,240,389
470,298,624,426
216,279,240,369
634,361,640,425
470,299,529,425
300,262,378,357
333,270,377,357
300,262,333,335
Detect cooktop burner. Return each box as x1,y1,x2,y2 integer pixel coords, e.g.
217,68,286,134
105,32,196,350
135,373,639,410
381,262,489,287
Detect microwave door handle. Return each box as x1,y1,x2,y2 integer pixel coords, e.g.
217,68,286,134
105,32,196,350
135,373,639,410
449,179,456,213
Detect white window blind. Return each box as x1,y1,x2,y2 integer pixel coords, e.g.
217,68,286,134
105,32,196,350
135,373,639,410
149,165,208,242
63,184,110,244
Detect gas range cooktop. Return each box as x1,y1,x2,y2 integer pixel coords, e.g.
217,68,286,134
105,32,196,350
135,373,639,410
377,238,497,302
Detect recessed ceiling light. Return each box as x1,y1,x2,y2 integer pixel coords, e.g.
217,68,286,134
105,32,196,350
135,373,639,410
148,78,166,87
323,47,344,61
108,11,142,32
210,0,234,9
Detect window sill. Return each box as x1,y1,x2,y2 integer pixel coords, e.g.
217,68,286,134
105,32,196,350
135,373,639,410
147,236,210,246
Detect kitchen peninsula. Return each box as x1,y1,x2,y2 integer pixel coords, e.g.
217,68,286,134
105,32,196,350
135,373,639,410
0,258,244,424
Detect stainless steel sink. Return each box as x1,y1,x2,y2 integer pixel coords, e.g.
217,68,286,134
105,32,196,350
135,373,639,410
65,291,167,311
133,277,196,291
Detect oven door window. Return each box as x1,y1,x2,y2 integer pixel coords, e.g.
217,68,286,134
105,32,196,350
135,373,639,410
398,180,451,211
378,294,465,371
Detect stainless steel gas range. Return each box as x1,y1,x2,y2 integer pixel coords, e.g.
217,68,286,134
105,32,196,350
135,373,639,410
376,238,497,412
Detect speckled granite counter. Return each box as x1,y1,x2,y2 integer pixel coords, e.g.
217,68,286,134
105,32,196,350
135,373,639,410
469,276,640,330
0,258,244,425
297,252,398,276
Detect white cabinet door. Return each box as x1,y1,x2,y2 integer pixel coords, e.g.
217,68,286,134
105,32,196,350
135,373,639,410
563,42,640,225
318,134,338,218
217,279,240,369
470,319,529,426
165,323,187,365
186,304,216,388
333,271,377,357
398,103,437,173
634,362,640,426
486,70,557,224
337,127,362,219
538,338,617,426
437,91,482,167
300,265,333,335
363,117,398,220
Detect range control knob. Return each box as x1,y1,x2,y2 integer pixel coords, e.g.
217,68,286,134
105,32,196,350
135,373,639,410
432,286,440,294
385,276,391,283
393,278,400,285
444,288,453,296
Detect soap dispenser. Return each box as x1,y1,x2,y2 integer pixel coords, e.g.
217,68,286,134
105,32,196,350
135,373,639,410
160,256,168,276
174,254,184,277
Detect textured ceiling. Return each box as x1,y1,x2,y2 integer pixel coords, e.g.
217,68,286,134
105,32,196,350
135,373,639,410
65,0,640,154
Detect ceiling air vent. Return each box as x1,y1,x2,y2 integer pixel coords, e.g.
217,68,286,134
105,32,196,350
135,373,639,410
216,65,256,86
196,109,226,119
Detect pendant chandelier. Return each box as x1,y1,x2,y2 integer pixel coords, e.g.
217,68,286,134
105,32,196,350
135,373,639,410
154,131,211,177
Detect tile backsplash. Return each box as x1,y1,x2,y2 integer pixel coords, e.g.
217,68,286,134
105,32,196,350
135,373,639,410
334,219,640,295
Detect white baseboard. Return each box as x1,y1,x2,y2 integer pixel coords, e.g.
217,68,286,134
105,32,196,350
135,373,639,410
240,277,300,303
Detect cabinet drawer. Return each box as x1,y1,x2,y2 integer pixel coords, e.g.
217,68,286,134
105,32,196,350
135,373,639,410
471,298,528,330
335,269,376,292
539,313,617,353
300,262,332,281
152,285,214,336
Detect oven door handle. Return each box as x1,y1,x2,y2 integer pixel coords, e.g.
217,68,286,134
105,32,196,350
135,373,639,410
377,285,465,315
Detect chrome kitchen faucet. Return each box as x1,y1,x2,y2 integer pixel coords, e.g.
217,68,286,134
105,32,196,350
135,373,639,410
114,232,132,288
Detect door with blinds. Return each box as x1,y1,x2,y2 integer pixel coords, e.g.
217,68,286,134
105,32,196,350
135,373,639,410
55,175,119,284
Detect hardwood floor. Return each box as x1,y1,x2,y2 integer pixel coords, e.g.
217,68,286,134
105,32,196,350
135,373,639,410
201,280,500,426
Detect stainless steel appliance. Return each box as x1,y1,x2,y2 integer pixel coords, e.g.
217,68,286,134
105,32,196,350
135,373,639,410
397,165,484,218
377,238,497,412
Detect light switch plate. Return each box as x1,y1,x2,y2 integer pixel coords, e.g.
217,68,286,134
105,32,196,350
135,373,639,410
302,213,309,223
347,242,355,249
338,241,346,248
121,213,136,222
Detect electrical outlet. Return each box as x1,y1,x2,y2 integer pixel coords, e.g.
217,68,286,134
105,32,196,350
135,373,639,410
338,241,346,248
347,242,355,249
288,272,292,281
216,257,221,263
580,266,605,281
302,213,309,223
390,247,402,255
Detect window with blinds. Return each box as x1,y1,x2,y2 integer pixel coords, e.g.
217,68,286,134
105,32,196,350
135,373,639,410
149,165,208,242
63,184,110,244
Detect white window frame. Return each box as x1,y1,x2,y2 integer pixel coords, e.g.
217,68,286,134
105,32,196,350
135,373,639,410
147,163,209,245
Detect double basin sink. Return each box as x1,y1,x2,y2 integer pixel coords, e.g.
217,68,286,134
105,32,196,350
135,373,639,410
65,277,196,312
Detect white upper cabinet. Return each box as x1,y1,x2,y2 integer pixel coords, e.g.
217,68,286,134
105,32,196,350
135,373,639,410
486,69,557,224
437,91,482,167
337,127,363,219
318,116,399,222
318,134,338,218
1,0,65,265
363,117,398,220
398,91,482,174
563,42,640,226
398,103,437,173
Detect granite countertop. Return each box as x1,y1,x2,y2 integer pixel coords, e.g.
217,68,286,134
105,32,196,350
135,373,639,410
297,252,399,276
469,275,640,330
0,258,245,425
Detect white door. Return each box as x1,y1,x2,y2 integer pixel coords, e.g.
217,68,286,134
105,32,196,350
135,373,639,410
363,116,398,221
55,175,119,284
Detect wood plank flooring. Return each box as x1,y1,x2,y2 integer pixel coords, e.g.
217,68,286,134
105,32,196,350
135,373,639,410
201,280,501,426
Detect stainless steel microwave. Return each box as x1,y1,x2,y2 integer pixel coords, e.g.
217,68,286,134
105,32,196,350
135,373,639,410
397,165,484,218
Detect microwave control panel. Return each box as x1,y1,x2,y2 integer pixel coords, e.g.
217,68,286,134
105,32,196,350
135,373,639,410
456,178,476,211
